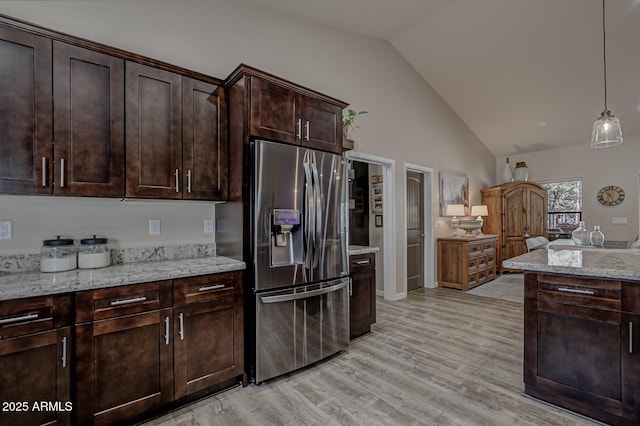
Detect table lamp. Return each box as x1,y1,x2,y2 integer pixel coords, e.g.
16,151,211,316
445,204,466,238
470,205,489,235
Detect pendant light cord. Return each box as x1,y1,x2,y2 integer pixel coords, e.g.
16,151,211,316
602,0,608,111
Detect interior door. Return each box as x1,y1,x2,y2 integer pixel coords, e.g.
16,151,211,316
406,171,424,291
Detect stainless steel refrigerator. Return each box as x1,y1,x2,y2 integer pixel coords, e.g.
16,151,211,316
250,139,349,383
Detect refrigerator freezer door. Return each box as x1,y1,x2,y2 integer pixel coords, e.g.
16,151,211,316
254,278,349,383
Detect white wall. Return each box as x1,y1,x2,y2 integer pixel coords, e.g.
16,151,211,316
0,0,496,297
496,137,640,242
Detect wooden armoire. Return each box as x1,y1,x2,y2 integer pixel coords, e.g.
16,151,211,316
481,182,547,272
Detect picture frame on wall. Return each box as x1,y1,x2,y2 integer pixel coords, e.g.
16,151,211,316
375,214,383,227
439,170,469,216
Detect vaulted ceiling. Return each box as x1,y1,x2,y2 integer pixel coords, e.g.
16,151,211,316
238,0,640,157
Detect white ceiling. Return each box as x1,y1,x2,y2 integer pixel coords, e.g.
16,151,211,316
238,0,640,157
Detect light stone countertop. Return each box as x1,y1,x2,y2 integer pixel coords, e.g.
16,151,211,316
0,256,245,301
348,245,380,255
502,247,640,281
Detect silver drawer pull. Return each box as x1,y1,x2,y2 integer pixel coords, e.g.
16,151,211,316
61,336,67,368
178,312,184,341
175,169,179,192
355,260,370,265
0,313,38,326
60,158,65,188
198,284,225,292
164,317,170,345
42,157,47,187
110,296,147,306
557,287,595,295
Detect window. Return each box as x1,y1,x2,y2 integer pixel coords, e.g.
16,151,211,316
540,178,582,230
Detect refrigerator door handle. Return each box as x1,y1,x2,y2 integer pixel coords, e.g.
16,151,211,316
311,161,322,267
303,160,314,273
260,280,348,304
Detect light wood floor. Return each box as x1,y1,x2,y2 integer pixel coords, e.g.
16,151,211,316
143,288,595,426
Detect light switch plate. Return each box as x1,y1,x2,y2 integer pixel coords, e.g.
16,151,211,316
612,217,628,225
149,219,161,235
204,219,214,234
0,220,12,240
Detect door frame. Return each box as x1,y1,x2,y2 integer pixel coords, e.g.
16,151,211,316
345,151,397,301
403,163,435,293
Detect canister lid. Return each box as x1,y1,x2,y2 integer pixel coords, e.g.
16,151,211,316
80,235,108,245
43,236,74,246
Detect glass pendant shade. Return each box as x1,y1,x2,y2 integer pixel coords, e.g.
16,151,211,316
591,110,622,148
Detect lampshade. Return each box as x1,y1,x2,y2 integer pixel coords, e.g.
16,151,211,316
445,204,465,217
591,110,622,148
591,0,622,148
470,205,488,217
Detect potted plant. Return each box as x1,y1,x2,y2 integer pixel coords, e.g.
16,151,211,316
342,108,367,150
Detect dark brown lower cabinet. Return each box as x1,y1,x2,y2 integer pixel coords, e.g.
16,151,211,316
0,295,72,426
173,273,244,399
349,253,376,340
524,273,640,425
75,272,244,425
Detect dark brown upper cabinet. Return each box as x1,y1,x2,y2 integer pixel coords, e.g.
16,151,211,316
0,25,52,195
182,78,228,200
53,42,125,197
236,65,345,154
126,62,228,200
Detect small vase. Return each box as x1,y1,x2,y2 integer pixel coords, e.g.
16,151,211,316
502,157,513,183
571,221,591,245
591,225,605,247
513,161,529,181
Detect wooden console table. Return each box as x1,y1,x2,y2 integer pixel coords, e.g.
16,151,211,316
437,235,497,291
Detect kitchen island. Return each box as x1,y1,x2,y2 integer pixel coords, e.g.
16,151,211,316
503,247,640,425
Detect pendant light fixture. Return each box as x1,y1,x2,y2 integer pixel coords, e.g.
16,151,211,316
591,0,623,148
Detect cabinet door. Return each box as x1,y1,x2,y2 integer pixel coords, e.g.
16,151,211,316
53,42,124,197
174,294,243,399
0,328,71,426
622,313,640,417
302,97,342,154
75,309,173,425
0,25,52,194
126,62,182,198
527,187,547,237
182,78,228,200
502,188,526,260
349,254,376,340
250,77,302,145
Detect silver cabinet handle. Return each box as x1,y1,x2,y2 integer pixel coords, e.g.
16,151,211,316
631,321,634,354
187,169,192,193
198,284,225,292
110,296,147,306
60,158,65,188
178,313,184,340
305,120,310,141
61,336,67,368
0,313,38,326
42,157,47,187
175,169,179,193
355,260,370,265
297,119,302,139
557,287,595,295
164,316,170,345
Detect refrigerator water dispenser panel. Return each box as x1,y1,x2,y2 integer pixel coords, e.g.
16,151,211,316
271,209,302,267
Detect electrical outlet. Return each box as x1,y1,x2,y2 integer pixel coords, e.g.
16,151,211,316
149,219,161,235
204,219,214,234
0,220,12,240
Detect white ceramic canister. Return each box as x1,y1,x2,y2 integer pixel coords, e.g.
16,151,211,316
78,235,110,269
40,236,77,272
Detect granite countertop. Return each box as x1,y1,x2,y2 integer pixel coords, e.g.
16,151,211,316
0,256,246,301
502,247,640,281
348,245,380,255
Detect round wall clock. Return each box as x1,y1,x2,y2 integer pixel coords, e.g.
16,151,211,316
597,185,625,206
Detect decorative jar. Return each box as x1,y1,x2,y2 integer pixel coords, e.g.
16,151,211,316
40,236,77,272
78,235,110,269
513,161,529,181
571,221,591,246
590,225,605,247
